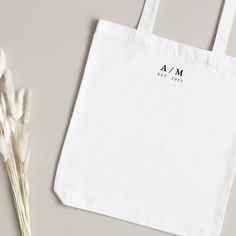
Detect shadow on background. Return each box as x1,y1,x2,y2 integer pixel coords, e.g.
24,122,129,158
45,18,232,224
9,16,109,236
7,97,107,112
51,19,98,202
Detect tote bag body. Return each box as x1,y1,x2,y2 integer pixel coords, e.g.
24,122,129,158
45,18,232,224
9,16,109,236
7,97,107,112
54,0,236,235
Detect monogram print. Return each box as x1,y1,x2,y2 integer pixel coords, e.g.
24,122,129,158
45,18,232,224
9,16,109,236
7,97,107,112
157,64,184,83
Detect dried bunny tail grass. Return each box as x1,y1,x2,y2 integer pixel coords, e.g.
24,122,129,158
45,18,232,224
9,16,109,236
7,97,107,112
17,127,29,163
0,49,6,78
1,92,7,116
6,157,31,236
16,89,25,120
3,119,11,144
0,135,9,162
8,116,16,133
1,69,14,90
0,56,32,235
0,103,4,123
22,89,32,124
1,70,17,119
0,51,32,236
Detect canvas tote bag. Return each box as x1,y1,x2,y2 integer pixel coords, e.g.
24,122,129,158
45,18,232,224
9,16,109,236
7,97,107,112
54,0,236,235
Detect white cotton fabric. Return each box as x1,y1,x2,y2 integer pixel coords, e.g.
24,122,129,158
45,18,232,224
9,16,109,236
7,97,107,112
54,0,236,235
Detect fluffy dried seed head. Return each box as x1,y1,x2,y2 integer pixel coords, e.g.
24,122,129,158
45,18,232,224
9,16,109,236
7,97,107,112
0,70,18,119
0,49,6,79
3,119,11,144
7,116,16,133
1,70,13,91
16,88,25,119
17,127,29,163
0,105,4,123
8,94,18,120
23,89,32,124
0,93,6,117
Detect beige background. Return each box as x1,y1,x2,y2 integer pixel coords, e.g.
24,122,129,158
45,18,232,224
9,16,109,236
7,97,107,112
0,0,236,235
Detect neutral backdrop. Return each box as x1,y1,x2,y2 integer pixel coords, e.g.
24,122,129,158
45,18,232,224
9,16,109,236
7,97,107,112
1,0,236,235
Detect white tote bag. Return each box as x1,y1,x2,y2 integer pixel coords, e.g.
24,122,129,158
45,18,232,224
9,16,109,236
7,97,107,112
54,0,236,235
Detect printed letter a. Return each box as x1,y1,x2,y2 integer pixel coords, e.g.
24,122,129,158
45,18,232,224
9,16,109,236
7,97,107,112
161,65,167,72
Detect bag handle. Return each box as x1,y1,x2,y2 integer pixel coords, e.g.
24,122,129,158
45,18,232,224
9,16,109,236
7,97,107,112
212,0,236,53
137,0,161,33
137,0,236,54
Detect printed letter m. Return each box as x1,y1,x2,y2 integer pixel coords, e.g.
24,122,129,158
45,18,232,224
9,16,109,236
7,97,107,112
175,69,184,76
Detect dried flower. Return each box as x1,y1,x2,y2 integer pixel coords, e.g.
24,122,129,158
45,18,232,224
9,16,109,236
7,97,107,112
3,119,11,144
0,51,32,236
16,88,25,119
18,128,29,163
0,49,6,78
23,89,32,124
0,104,4,123
1,70,17,119
1,92,6,116
7,116,16,133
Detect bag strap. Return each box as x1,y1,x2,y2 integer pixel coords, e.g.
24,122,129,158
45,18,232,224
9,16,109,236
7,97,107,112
212,0,236,53
137,0,236,54
137,0,161,33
